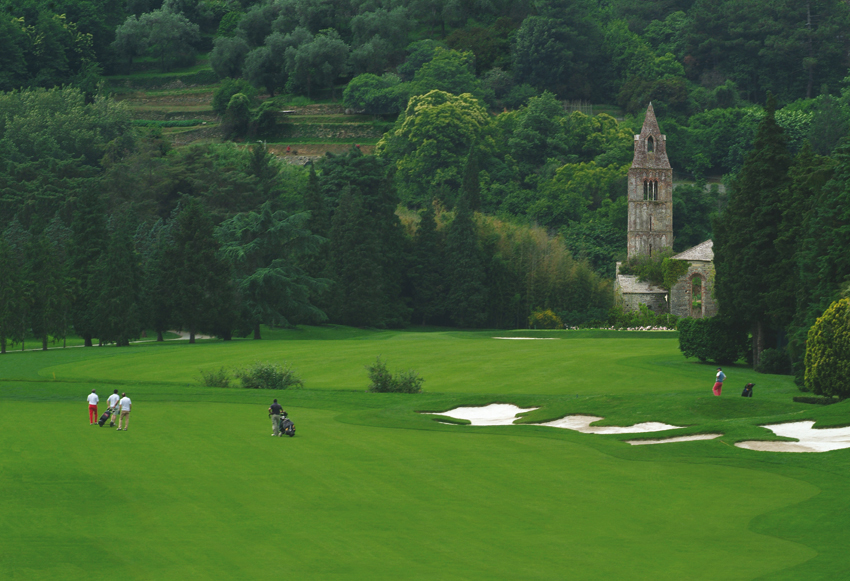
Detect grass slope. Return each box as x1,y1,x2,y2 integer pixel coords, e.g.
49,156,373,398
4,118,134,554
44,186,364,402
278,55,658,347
1,327,849,579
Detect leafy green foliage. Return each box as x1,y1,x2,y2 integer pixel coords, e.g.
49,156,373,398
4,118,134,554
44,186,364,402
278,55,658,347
805,298,850,398
678,316,749,365
529,309,563,329
618,250,689,291
198,367,231,388
235,361,304,389
366,356,424,393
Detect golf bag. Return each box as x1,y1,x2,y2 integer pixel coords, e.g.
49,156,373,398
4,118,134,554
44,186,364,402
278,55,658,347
280,417,295,437
741,383,754,397
98,407,116,427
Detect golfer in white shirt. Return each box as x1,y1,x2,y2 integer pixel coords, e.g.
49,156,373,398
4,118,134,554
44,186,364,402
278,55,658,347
87,390,99,425
106,389,120,427
116,393,132,431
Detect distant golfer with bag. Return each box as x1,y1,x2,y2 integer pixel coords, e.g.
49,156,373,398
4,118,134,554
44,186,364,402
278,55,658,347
269,399,283,437
116,393,132,431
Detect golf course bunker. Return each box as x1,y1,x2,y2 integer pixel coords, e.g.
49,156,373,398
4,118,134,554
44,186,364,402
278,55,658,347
626,434,723,445
735,421,850,453
424,404,539,425
533,414,683,434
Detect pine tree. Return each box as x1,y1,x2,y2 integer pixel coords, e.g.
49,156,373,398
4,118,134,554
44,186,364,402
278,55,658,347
96,217,142,346
166,200,235,343
27,234,65,350
217,202,329,339
445,197,487,327
0,237,26,354
713,95,791,367
66,189,108,347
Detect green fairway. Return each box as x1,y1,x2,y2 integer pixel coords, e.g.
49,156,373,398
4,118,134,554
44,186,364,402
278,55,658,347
2,327,849,580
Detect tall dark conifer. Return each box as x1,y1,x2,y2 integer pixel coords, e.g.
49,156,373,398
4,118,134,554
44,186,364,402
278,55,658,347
0,236,26,354
713,94,791,367
27,234,65,350
97,217,142,346
409,204,446,325
328,187,385,326
67,189,108,346
795,137,850,335
166,199,235,343
445,197,487,327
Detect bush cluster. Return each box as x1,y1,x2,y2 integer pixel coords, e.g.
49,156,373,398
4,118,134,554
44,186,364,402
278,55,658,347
366,357,424,393
608,304,679,330
678,316,749,364
198,361,303,389
755,347,792,375
528,309,563,329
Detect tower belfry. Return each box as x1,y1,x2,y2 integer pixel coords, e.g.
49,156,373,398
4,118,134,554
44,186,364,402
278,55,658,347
627,103,673,259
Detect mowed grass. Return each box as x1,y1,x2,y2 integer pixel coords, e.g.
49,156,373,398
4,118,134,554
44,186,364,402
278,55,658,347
1,326,850,580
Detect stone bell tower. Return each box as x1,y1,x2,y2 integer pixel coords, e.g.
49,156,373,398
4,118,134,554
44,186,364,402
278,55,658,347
627,103,673,259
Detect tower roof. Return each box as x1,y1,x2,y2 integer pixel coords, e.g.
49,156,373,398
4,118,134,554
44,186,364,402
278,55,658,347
631,103,671,170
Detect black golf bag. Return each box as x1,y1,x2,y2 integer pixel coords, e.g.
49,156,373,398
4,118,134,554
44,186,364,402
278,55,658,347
280,417,295,437
98,407,116,427
741,383,754,397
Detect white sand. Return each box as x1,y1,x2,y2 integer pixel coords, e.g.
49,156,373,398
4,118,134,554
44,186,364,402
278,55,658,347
533,414,683,434
492,337,559,340
626,434,723,445
735,421,850,453
424,404,539,425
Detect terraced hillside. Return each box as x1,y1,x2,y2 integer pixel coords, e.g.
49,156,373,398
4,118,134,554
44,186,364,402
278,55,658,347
110,66,388,162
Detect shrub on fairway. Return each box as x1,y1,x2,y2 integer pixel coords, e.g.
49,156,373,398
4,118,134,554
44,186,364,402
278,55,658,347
805,298,850,398
756,347,792,375
366,357,424,393
235,361,303,389
199,366,231,388
678,316,749,364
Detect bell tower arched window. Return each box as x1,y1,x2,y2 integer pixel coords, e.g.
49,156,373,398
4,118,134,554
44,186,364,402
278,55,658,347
647,136,654,152
643,179,658,201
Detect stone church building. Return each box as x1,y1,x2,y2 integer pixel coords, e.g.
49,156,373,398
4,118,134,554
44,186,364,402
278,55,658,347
614,104,719,319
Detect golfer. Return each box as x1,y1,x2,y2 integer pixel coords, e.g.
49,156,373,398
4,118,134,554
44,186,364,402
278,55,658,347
106,389,120,427
269,399,283,436
116,393,132,431
87,389,99,425
713,367,726,396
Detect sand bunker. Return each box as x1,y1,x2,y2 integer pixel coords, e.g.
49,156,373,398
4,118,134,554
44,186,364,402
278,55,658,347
424,404,539,426
533,414,683,434
493,337,559,340
735,421,850,453
626,434,722,445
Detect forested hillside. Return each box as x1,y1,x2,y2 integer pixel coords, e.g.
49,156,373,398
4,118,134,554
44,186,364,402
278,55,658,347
1,0,850,381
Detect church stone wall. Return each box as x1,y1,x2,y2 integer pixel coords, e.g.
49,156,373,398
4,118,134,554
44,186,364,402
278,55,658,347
670,262,718,319
622,292,668,314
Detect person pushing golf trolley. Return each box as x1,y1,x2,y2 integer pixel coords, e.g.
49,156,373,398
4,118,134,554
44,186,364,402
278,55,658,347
268,399,295,437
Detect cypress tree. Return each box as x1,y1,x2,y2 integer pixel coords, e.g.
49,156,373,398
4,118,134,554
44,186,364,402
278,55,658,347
328,187,385,326
409,204,446,325
445,197,487,327
713,95,791,367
